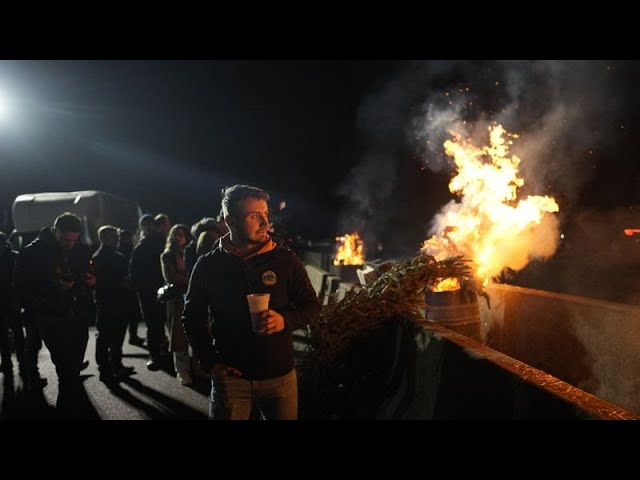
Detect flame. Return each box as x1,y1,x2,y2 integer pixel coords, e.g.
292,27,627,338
432,277,461,292
421,124,560,285
334,233,364,266
624,229,640,236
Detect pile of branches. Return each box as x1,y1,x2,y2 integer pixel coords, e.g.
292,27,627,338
297,253,472,418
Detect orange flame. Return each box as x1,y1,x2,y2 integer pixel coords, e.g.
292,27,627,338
624,229,640,236
432,277,461,292
421,124,560,285
334,233,364,266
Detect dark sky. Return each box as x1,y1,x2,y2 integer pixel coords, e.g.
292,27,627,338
1,60,640,255
0,60,399,238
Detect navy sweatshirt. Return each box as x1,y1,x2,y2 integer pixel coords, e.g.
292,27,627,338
182,241,321,380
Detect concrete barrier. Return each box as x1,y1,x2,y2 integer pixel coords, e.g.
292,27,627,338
304,264,329,298
322,275,342,305
375,320,638,419
478,284,640,415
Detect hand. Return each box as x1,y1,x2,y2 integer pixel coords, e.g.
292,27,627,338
259,309,285,335
211,363,243,377
83,272,96,287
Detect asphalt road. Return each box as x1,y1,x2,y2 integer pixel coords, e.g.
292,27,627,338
0,326,211,420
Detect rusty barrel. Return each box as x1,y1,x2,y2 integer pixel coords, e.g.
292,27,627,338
424,289,481,342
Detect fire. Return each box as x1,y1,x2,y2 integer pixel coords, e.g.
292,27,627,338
421,124,560,285
624,229,640,236
334,233,364,266
432,277,460,292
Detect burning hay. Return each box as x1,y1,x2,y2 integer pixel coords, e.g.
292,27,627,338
298,253,472,418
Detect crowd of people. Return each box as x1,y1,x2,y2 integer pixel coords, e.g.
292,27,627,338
0,184,321,420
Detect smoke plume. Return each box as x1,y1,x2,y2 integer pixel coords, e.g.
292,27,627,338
338,60,632,264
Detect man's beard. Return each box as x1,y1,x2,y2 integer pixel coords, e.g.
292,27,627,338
247,231,268,245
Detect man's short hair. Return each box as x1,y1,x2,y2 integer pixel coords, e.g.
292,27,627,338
139,214,154,227
118,229,134,240
98,225,119,243
154,213,170,228
54,212,82,233
222,185,269,219
191,217,217,239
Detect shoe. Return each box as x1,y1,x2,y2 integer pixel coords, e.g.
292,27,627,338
128,335,145,346
24,376,48,391
99,372,117,385
113,366,135,379
80,360,90,371
146,358,161,371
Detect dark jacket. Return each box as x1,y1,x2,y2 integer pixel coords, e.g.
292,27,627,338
184,241,198,276
92,246,129,308
130,232,165,292
13,232,92,316
182,240,320,380
0,244,18,313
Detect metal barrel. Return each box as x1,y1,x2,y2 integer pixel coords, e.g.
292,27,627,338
424,289,481,342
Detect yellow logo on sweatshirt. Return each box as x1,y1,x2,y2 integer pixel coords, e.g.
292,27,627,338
262,270,277,286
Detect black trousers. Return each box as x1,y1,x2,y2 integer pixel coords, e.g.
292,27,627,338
138,290,167,358
125,291,142,338
95,305,128,374
0,307,25,371
38,310,88,387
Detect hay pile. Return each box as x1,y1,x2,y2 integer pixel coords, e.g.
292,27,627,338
298,253,472,418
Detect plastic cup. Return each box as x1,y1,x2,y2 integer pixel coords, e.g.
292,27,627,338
247,293,270,333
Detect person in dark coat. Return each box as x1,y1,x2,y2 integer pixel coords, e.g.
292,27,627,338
13,213,96,412
130,214,170,370
118,229,144,346
182,185,321,420
0,232,25,377
12,227,53,390
93,226,135,384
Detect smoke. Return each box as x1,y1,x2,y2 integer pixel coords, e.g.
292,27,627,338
337,61,470,256
337,151,396,237
556,207,640,303
338,60,629,263
492,214,560,273
415,60,623,203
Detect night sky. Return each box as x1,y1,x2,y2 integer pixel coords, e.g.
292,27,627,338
0,60,399,240
1,60,640,262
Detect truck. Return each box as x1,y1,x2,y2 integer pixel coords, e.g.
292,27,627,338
10,190,143,250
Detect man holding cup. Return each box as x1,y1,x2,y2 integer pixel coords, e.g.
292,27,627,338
182,184,321,420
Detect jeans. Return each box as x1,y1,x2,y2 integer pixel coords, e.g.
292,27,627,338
210,369,298,420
